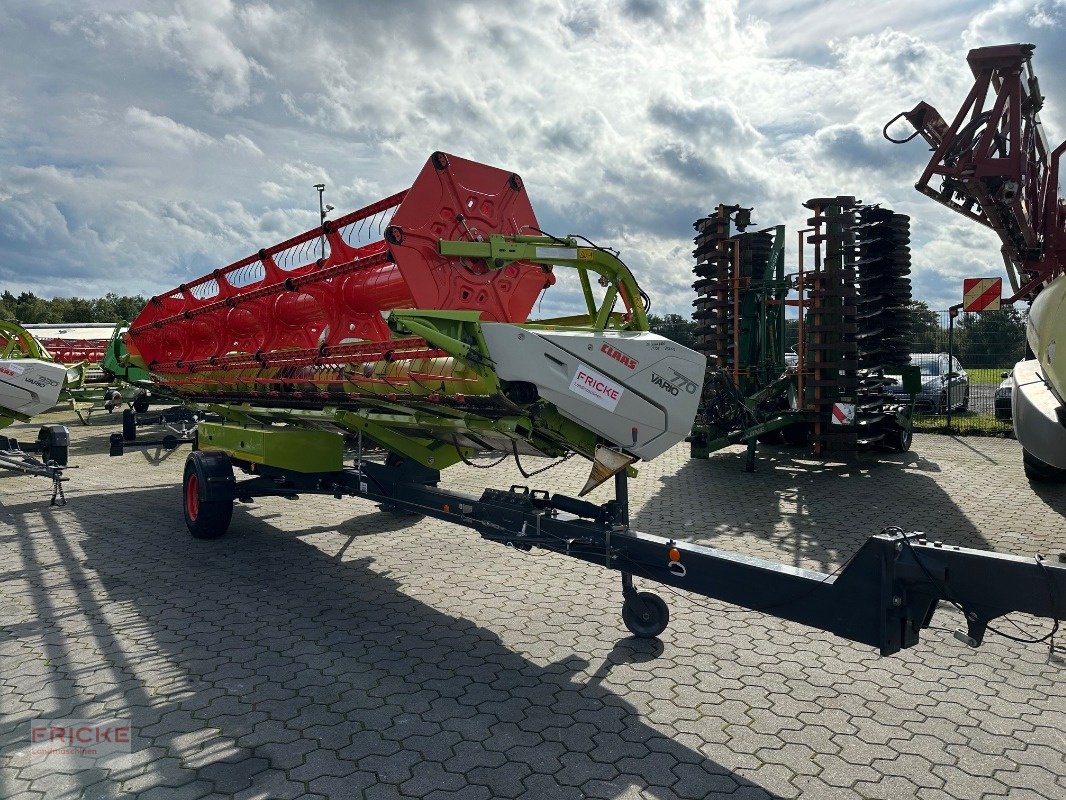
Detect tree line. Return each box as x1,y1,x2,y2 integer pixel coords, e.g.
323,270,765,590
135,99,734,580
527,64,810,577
0,291,148,325
907,300,1027,369
648,302,1027,370
1,292,1027,370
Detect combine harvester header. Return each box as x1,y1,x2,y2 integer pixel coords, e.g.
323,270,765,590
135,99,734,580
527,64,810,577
127,152,705,493
125,150,1066,651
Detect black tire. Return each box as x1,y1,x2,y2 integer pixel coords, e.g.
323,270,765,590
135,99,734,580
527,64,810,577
122,409,137,442
132,393,150,414
39,425,69,466
183,452,234,539
885,424,912,453
51,441,70,466
622,591,670,639
1022,449,1066,483
47,435,68,467
782,422,810,446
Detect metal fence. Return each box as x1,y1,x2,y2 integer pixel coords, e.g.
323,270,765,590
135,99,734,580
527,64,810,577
651,308,1025,437
909,308,1024,434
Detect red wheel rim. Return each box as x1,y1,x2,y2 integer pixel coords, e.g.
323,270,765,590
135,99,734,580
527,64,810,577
186,472,199,521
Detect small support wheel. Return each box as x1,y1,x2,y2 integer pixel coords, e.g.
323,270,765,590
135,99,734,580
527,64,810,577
132,393,150,414
622,591,670,639
183,452,234,539
122,409,137,442
37,424,69,466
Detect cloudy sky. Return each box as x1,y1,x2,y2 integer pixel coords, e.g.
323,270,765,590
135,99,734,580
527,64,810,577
1,0,1064,317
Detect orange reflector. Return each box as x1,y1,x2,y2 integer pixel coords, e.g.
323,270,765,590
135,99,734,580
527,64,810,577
668,547,681,562
443,504,450,513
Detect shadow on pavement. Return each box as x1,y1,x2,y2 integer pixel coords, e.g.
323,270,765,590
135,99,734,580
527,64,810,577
633,443,993,573
0,485,775,800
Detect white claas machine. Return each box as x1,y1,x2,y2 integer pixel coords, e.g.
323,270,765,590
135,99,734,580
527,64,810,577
1014,276,1066,479
0,321,72,503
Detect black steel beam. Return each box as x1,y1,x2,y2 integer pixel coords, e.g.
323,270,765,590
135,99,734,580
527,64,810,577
225,458,1066,656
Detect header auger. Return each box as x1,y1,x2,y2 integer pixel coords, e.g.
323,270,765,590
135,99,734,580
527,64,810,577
128,152,554,374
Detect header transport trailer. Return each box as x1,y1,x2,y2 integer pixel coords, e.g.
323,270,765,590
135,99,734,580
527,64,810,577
124,151,1066,654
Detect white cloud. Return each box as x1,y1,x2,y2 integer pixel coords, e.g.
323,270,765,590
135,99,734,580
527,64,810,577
125,107,213,151
223,132,264,157
0,0,1063,316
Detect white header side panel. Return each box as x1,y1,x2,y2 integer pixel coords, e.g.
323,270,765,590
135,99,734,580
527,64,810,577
481,326,705,460
0,359,68,418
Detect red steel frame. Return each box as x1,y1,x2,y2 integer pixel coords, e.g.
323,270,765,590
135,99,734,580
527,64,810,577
35,338,109,365
128,152,554,370
888,43,1065,303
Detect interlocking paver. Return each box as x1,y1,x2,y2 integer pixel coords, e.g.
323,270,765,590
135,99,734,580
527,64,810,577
196,754,271,794
1,417,1063,800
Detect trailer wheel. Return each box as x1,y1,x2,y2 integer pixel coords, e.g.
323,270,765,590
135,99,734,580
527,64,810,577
183,452,234,539
886,424,912,453
1022,449,1066,483
622,591,670,639
782,422,810,447
133,393,150,414
122,409,137,442
37,425,69,466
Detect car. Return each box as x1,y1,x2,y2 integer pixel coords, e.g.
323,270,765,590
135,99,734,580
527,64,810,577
995,370,1012,420
886,353,969,413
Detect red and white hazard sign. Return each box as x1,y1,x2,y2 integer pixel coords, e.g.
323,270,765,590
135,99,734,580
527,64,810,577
962,278,1002,312
831,402,855,425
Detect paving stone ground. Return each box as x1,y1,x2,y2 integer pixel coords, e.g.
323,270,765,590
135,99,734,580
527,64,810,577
1,411,1063,799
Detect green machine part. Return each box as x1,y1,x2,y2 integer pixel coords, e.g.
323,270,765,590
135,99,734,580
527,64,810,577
102,323,152,386
690,222,794,458
0,320,50,361
733,227,787,395
197,421,346,473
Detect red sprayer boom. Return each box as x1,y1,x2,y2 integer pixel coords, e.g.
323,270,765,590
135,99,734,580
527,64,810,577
128,152,554,371
885,43,1065,303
